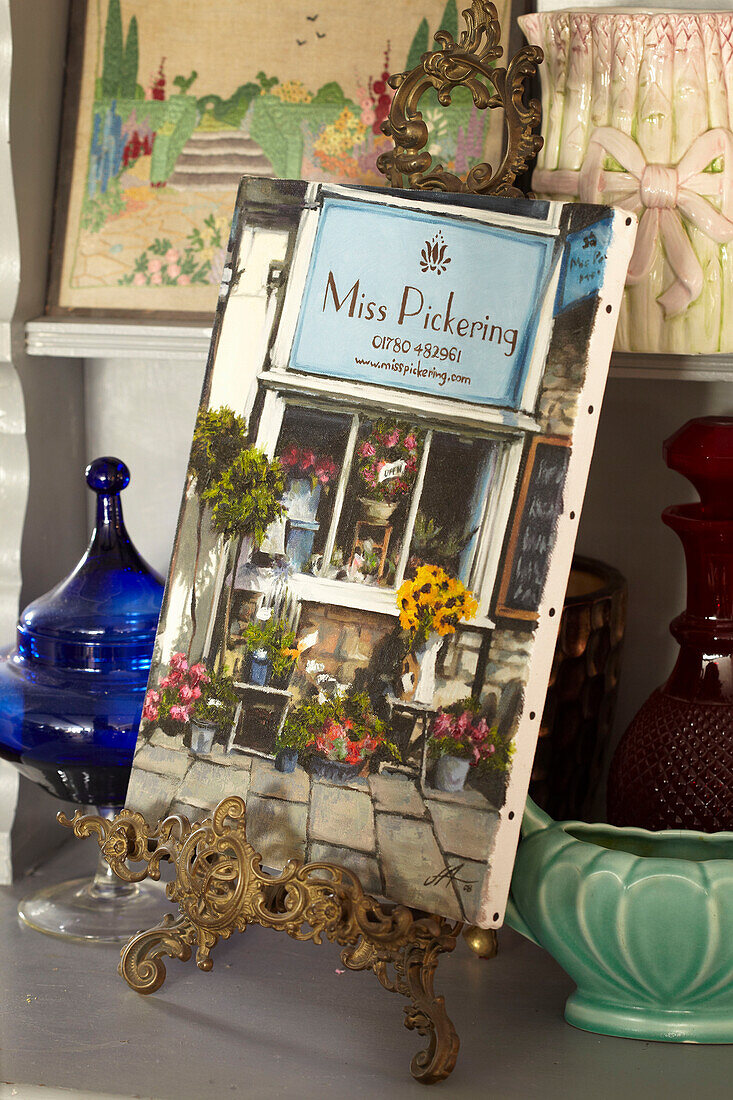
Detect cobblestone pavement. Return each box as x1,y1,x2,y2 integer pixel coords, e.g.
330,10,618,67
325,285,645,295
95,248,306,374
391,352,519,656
131,733,501,921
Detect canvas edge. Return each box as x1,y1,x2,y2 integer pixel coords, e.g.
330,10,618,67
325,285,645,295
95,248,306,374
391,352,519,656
474,206,638,928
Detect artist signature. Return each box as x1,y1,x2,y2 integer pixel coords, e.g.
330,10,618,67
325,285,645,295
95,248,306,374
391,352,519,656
423,862,476,894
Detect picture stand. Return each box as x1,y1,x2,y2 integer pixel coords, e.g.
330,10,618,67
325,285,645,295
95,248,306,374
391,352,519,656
60,1,542,1084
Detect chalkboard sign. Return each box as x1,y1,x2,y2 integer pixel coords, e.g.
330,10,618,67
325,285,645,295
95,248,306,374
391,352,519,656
496,437,571,620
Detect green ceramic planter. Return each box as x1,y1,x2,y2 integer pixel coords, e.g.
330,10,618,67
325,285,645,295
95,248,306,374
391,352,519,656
506,798,733,1043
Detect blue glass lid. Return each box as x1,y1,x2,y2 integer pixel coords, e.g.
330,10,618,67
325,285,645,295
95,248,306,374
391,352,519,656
15,458,164,673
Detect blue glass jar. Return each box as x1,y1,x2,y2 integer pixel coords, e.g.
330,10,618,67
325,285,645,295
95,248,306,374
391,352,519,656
0,457,164,806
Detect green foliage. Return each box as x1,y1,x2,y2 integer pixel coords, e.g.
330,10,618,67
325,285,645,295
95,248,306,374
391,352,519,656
244,617,297,683
173,70,199,95
406,18,429,70
101,0,138,99
192,667,238,729
411,512,471,573
361,546,381,577
196,83,261,130
81,175,125,232
249,94,350,178
203,446,285,544
256,71,279,94
189,406,248,493
278,692,400,765
119,218,224,287
311,82,347,105
101,0,123,99
121,15,139,98
187,212,225,256
150,95,198,183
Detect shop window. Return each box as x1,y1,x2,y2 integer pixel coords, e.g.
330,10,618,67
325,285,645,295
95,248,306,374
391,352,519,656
258,397,519,617
328,416,424,588
271,405,351,573
408,432,500,586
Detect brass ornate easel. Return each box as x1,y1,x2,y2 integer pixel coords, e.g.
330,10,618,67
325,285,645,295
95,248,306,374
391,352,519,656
61,2,542,1085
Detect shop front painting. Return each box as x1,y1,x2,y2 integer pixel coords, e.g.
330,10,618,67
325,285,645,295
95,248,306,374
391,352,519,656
126,178,636,926
51,0,509,316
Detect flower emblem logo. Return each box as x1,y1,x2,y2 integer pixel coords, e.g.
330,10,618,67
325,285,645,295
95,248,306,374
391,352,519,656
420,231,451,275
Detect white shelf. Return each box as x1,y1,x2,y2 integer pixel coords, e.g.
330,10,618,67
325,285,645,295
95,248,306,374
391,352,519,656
610,352,733,382
25,316,212,360
24,316,733,380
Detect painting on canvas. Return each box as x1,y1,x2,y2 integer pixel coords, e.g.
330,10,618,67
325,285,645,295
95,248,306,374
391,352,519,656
125,178,635,926
49,0,509,317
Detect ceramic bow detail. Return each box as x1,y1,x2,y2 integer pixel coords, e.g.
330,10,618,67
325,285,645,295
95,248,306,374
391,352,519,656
534,127,733,318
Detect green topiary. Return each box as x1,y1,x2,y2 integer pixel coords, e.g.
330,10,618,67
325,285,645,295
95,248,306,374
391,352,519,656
188,405,249,493
203,446,285,544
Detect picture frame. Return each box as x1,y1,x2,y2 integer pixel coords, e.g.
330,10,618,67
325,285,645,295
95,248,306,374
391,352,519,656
47,0,511,320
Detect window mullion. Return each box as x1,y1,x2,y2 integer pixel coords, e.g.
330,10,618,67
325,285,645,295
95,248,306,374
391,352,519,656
319,412,359,576
394,429,433,589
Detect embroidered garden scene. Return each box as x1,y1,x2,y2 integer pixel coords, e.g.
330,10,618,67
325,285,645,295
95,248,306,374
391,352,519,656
58,0,507,312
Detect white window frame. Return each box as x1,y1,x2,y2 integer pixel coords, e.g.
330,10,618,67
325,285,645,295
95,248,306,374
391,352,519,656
254,386,525,626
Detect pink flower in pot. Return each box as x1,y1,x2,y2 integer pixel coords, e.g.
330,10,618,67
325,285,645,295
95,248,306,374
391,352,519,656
315,457,338,485
142,690,160,722
178,683,201,704
188,663,209,685
280,444,300,469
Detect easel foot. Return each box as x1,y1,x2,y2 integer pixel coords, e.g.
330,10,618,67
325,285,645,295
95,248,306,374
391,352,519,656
464,926,499,959
118,913,197,993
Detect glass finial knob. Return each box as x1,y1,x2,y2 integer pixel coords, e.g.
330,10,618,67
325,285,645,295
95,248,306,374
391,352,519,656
86,456,130,495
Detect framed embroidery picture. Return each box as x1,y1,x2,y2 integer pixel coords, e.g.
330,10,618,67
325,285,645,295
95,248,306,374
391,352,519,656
48,0,510,319
124,177,636,926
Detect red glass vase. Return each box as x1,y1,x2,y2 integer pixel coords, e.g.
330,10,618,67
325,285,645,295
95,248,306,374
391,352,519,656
607,417,733,831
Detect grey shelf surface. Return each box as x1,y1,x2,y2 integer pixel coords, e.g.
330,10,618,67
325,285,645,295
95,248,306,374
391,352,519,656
1,837,732,1099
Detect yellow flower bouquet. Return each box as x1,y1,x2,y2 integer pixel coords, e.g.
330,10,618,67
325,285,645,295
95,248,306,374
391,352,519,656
397,564,478,649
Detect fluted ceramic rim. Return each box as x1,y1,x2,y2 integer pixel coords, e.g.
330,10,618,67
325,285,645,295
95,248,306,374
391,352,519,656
557,817,733,865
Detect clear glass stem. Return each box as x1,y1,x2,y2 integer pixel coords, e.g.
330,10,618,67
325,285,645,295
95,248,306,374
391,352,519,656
18,803,167,943
88,805,138,901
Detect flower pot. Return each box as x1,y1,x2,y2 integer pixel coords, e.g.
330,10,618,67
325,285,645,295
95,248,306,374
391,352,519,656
248,649,271,687
358,497,398,524
189,719,216,755
520,10,733,355
433,755,470,792
285,518,320,572
285,477,322,521
307,757,361,784
413,632,442,705
275,747,298,773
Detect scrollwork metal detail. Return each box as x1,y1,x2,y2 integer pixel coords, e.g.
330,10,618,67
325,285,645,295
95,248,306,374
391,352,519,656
378,0,543,196
60,796,462,1085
